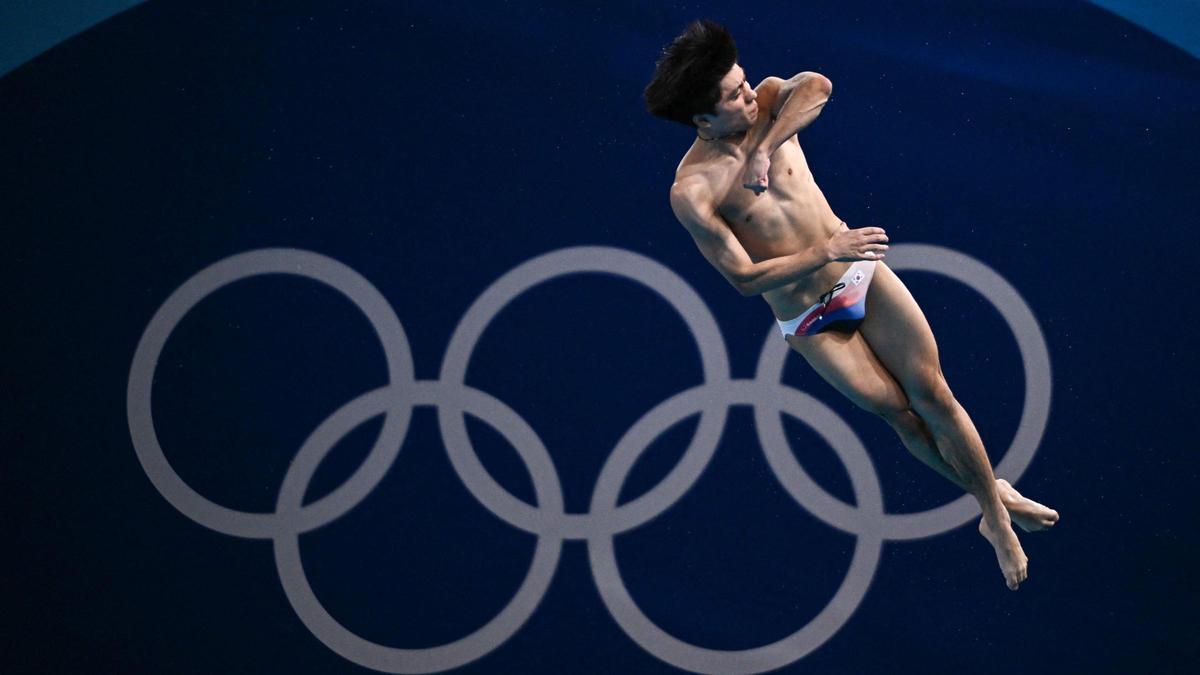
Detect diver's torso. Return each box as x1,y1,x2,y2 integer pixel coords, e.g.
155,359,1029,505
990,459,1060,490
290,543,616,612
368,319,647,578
676,136,852,319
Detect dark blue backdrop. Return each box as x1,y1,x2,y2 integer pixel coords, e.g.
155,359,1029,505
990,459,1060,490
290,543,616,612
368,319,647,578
3,1,1198,673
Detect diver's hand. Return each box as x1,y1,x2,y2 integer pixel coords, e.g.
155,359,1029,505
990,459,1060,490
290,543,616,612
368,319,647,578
825,223,888,262
742,150,770,195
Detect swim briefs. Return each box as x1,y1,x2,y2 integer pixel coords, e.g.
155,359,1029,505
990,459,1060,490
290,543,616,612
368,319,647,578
776,260,877,338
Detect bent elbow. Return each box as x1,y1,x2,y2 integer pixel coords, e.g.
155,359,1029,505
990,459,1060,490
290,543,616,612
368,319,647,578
728,266,748,297
802,72,832,99
734,264,764,297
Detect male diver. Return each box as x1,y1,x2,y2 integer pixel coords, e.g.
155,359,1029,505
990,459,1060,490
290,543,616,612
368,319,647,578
645,20,1058,590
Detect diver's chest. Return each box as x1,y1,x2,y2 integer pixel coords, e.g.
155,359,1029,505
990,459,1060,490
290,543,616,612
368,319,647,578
715,196,799,260
716,168,809,229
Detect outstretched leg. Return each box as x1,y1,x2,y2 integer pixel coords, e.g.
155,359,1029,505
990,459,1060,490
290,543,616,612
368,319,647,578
785,329,1058,532
858,262,1057,588
786,329,960,483
859,394,1057,533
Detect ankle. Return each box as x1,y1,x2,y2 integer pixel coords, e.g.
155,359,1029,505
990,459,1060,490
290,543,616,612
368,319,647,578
978,499,1010,524
994,479,1016,504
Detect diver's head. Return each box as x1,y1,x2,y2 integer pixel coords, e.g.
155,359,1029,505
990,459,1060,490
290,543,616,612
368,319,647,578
644,20,758,138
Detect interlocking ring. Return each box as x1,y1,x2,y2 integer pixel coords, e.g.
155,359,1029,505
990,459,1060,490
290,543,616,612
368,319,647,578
128,244,1050,674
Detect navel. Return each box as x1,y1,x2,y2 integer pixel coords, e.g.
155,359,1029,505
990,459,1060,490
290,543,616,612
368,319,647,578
745,215,752,223
787,168,793,175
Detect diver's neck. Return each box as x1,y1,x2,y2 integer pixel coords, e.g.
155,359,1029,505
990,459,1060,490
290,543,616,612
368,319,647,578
695,127,747,154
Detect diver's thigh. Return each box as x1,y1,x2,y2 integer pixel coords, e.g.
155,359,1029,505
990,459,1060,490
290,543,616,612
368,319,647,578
786,328,908,414
860,262,943,389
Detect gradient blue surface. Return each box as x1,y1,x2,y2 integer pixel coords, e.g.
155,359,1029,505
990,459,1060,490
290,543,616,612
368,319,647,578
3,1,1198,673
4,0,1199,80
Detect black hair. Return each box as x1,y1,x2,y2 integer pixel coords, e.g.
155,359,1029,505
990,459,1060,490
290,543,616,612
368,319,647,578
644,19,738,127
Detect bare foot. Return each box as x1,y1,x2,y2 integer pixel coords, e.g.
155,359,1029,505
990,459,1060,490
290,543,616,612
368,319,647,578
996,478,1060,533
978,516,1029,590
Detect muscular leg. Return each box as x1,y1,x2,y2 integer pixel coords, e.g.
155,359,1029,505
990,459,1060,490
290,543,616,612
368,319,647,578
858,262,1057,588
784,267,1057,589
857,263,1060,531
858,266,1006,506
786,327,1058,530
785,330,969,490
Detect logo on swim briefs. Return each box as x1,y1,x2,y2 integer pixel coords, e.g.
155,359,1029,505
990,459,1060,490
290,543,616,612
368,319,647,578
852,269,865,285
127,244,1051,674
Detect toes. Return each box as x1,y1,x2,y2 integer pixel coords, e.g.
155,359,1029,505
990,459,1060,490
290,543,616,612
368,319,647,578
1007,568,1028,590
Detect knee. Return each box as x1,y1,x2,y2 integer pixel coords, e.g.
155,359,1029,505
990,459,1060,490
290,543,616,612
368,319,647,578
877,405,925,437
855,391,913,427
848,373,915,421
907,374,957,418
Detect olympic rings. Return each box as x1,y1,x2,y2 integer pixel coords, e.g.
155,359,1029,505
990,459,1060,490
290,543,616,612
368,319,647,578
128,244,1050,673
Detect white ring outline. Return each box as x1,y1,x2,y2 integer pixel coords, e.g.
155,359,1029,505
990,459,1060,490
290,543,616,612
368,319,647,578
273,382,564,674
438,247,731,539
588,379,883,674
126,248,416,538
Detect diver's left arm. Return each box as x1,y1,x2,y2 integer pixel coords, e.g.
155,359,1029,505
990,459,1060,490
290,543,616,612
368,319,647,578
742,72,833,193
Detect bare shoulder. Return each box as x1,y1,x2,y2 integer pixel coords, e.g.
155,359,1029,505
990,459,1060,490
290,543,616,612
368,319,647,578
670,145,737,209
668,173,714,225
753,76,788,110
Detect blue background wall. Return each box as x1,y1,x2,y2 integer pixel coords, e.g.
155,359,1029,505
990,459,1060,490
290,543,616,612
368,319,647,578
3,1,1198,673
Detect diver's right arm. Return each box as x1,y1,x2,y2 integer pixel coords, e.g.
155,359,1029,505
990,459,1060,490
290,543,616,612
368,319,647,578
670,181,889,297
739,247,835,297
670,179,831,297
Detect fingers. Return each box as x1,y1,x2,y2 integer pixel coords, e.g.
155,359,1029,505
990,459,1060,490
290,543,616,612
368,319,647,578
859,242,889,259
855,227,888,241
830,224,892,260
842,226,888,240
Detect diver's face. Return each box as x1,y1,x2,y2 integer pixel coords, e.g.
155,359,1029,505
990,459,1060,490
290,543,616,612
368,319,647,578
695,63,759,135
